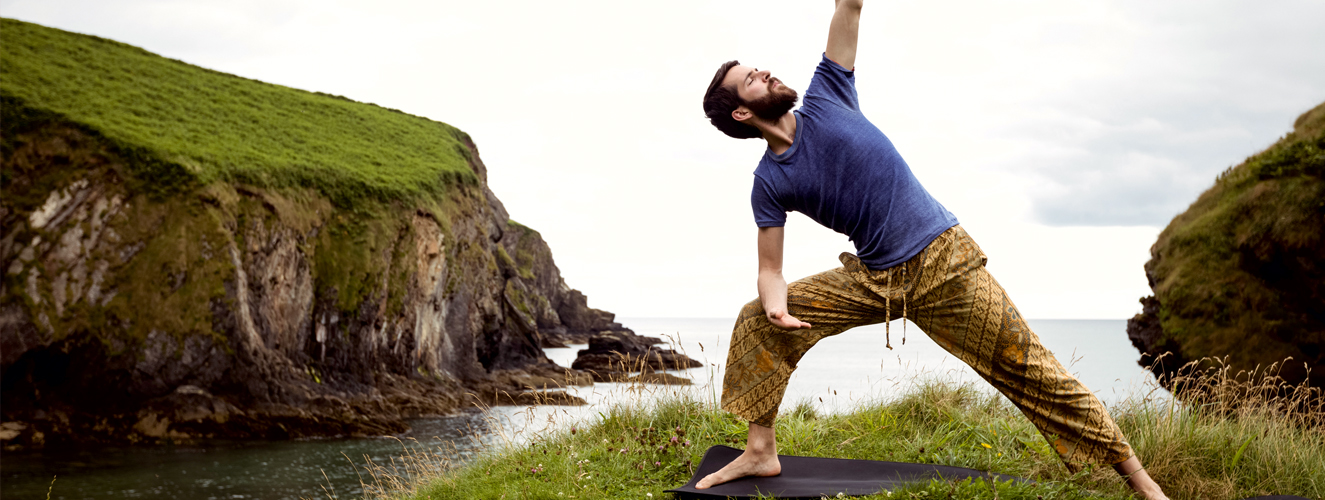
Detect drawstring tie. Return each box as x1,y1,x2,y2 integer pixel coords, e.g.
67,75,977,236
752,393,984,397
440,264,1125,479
885,270,892,350
884,262,909,350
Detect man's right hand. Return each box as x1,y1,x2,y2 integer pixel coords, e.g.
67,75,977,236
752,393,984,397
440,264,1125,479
766,309,812,330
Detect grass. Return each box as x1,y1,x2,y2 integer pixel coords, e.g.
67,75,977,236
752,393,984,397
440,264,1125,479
0,17,477,207
320,360,1325,500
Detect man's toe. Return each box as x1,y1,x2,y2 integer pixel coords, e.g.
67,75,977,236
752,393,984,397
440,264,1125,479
695,473,717,489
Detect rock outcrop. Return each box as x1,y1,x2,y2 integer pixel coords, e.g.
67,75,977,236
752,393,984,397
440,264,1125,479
1127,101,1325,392
571,330,703,382
0,21,625,449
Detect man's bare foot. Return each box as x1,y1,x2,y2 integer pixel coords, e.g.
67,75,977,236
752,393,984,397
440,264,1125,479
1124,472,1169,500
1114,456,1169,500
694,449,782,489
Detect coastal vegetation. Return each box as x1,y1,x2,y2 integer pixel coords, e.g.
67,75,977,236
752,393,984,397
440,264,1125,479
342,363,1325,500
1,18,476,207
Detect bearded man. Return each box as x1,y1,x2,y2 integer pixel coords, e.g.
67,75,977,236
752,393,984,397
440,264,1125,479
696,2,1168,499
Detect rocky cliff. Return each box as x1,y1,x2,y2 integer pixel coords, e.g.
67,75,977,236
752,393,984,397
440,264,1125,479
1127,101,1325,391
0,19,623,449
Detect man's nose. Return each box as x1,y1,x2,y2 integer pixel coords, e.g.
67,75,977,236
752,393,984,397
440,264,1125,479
756,70,771,81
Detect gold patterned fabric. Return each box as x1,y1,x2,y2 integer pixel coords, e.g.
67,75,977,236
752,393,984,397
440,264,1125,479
720,225,1134,472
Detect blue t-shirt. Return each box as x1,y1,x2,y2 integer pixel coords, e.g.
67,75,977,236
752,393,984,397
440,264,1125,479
752,54,958,270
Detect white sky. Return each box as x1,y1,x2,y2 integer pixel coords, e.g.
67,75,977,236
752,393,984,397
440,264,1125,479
4,0,1323,319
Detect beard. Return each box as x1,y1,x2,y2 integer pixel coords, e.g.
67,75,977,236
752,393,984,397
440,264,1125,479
746,79,799,121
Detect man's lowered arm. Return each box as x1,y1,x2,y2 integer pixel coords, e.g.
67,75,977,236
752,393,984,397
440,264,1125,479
826,0,863,70
757,227,811,329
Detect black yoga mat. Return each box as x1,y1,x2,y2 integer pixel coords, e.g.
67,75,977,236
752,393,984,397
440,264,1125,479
666,445,1029,499
667,446,1315,499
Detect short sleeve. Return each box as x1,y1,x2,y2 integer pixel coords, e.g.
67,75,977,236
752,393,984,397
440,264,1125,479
752,175,788,227
803,53,859,111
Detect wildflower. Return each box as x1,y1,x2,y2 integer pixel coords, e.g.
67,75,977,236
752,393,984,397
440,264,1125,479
980,443,991,449
571,426,577,434
683,440,691,447
647,494,653,498
670,436,678,443
655,461,661,466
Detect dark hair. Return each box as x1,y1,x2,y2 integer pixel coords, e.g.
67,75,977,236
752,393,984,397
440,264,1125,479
703,60,762,139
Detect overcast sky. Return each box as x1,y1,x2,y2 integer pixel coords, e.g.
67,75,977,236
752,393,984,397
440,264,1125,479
4,0,1323,319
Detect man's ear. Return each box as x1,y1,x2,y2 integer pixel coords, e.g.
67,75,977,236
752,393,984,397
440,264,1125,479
732,106,753,123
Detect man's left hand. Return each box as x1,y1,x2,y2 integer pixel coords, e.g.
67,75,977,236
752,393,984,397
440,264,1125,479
767,309,812,330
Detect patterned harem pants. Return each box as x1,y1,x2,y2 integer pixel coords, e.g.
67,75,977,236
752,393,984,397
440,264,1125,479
720,225,1134,472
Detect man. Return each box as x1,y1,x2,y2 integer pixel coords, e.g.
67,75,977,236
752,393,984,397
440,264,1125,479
696,2,1169,499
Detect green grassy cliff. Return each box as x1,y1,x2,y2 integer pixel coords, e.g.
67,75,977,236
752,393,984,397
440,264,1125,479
1,17,478,347
0,18,619,449
1128,101,1325,389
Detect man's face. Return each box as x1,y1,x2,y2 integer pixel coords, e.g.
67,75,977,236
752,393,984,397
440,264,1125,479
723,64,799,122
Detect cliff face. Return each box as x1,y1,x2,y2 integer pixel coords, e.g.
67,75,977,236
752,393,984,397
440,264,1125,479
1127,102,1325,390
0,23,621,448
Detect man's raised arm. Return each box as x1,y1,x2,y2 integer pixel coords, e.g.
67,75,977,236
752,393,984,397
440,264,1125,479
826,0,863,70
